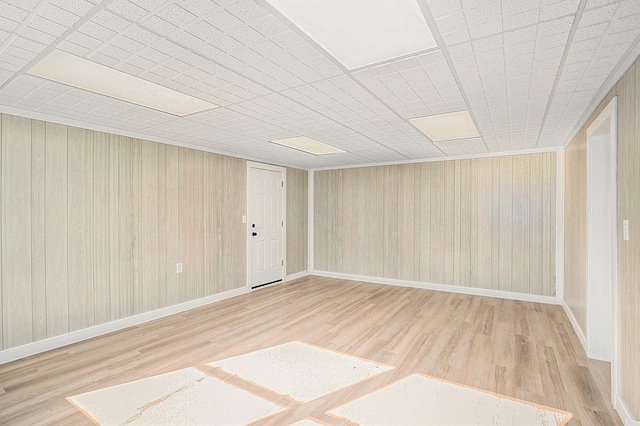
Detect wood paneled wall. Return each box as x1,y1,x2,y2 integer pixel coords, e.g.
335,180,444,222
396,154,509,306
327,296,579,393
564,57,640,418
286,167,308,275
0,114,247,350
314,153,557,296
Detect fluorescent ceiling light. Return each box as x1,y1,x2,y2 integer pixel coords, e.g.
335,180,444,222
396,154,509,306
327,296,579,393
28,50,216,116
410,110,480,142
271,136,345,155
264,0,437,70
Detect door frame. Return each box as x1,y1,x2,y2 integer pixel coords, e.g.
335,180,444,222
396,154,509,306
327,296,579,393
585,96,618,404
246,161,287,290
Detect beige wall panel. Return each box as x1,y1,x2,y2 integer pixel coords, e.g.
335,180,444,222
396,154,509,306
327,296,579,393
141,140,159,312
226,157,246,290
355,168,372,276
164,145,180,306
417,164,430,282
512,154,530,294
443,161,456,285
191,151,205,298
2,115,33,349
528,154,543,295
429,162,445,284
314,153,556,296
67,127,94,332
327,170,342,273
131,140,143,314
92,132,111,325
31,120,47,341
476,158,492,288
286,167,308,275
341,169,357,275
542,153,556,296
157,143,167,308
490,157,501,289
203,153,216,295
118,136,133,318
313,171,328,272
108,135,120,320
398,164,415,281
498,156,513,292
385,166,399,279
178,147,191,303
45,122,68,337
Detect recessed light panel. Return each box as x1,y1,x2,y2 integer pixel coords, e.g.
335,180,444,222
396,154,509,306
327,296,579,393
271,136,345,155
410,110,480,141
264,0,437,70
28,50,217,116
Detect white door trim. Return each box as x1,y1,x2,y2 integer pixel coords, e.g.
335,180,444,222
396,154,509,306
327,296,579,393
586,96,618,405
246,162,287,290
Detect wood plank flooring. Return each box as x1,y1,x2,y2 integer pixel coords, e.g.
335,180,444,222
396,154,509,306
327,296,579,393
0,276,621,425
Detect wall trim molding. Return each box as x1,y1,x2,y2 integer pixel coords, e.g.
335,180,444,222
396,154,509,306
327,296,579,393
285,271,308,282
0,287,248,365
312,271,561,305
311,147,562,172
617,394,640,426
561,300,588,354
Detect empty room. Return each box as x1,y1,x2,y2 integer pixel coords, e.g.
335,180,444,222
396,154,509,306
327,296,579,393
0,0,639,425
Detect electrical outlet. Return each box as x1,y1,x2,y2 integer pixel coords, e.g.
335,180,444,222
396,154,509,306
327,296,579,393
176,263,183,273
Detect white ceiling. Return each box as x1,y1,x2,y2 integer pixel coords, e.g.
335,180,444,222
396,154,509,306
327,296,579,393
0,0,638,170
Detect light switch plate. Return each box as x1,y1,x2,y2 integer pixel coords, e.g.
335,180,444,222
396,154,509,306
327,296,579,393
176,263,183,273
623,220,629,241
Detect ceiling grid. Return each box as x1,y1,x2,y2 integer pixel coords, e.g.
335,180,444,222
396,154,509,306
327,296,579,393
0,0,639,168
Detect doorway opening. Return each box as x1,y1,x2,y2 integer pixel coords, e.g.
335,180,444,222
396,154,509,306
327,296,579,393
585,96,617,403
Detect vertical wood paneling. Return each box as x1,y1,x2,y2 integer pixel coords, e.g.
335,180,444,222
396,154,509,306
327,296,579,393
2,115,32,348
131,139,142,314
398,164,415,281
67,127,94,332
385,166,399,279
118,136,133,318
108,135,119,321
157,143,167,308
93,132,110,325
498,156,513,292
31,120,46,341
418,164,430,282
512,154,529,294
141,140,159,312
314,153,556,296
286,167,308,275
327,170,342,272
164,145,179,306
0,114,252,351
477,158,492,288
45,122,68,337
178,147,191,302
342,169,357,275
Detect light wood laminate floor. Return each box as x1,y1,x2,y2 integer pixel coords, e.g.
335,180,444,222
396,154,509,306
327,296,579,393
0,276,621,425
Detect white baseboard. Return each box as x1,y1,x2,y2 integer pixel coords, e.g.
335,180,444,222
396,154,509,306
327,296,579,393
561,301,588,355
0,287,248,365
617,395,640,426
285,271,309,282
311,271,561,305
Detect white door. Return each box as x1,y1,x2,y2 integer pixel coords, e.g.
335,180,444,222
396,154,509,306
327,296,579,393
249,166,284,288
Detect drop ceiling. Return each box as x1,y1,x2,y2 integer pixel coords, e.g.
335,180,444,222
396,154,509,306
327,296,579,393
0,0,639,170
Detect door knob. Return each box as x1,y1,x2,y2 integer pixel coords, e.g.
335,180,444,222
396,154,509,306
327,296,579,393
252,232,257,236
